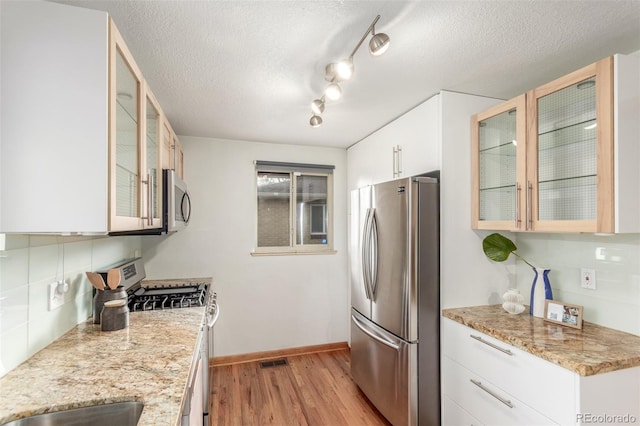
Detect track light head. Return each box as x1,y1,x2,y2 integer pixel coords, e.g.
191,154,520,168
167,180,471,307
310,114,323,127
324,82,342,101
369,32,390,56
325,60,354,82
311,98,325,115
335,59,354,80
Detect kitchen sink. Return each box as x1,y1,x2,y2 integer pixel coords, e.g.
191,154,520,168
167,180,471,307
1,401,144,426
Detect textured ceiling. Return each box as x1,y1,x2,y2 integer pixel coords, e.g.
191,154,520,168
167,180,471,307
52,0,640,148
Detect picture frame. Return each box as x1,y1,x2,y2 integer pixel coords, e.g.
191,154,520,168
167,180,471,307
543,300,583,329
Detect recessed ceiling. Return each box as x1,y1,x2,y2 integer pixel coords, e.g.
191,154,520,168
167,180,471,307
52,0,640,148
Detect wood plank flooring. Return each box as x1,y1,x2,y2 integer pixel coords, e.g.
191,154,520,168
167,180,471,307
209,348,391,426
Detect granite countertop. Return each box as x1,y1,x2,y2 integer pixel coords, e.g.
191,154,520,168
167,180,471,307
0,307,205,425
442,304,640,376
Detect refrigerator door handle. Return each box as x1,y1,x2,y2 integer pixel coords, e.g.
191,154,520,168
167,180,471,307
369,208,378,298
351,313,400,351
361,208,372,300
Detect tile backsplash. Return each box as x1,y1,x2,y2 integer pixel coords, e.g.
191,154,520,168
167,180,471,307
515,233,640,336
0,234,141,377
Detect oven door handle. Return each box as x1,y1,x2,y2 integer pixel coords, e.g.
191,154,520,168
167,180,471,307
207,304,220,328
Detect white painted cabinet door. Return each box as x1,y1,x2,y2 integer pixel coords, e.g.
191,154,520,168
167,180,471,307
0,1,109,233
188,355,204,426
347,128,392,191
442,357,557,426
347,94,440,191
443,395,483,426
397,94,440,178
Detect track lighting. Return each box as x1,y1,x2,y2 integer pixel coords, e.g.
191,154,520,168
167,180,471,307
311,97,325,114
336,59,355,81
309,15,390,127
325,82,342,101
369,32,390,56
310,115,323,127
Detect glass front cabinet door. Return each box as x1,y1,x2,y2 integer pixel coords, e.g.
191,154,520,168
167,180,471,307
472,57,617,233
471,95,527,230
109,19,160,232
527,57,613,232
143,86,163,229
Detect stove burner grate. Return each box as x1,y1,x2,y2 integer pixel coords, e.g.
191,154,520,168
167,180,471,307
127,282,209,312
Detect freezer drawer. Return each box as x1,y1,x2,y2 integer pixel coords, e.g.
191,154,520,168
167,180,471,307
350,309,416,426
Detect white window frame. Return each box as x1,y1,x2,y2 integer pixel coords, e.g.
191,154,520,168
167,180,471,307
253,161,335,256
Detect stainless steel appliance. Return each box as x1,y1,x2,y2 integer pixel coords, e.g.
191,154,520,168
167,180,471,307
350,174,440,426
164,169,191,233
179,289,218,426
203,289,219,425
108,169,190,235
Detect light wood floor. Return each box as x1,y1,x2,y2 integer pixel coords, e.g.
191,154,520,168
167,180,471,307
209,348,391,426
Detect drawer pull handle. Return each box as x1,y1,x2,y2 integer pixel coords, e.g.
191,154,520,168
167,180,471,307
470,334,513,356
470,379,514,408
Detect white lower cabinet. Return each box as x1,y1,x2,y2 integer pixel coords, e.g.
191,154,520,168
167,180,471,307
442,318,640,426
189,357,204,426
443,357,556,425
443,395,483,426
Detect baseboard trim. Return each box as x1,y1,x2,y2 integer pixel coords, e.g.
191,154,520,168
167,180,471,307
211,341,349,367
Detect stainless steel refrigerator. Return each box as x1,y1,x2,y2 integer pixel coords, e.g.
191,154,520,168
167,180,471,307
350,174,440,426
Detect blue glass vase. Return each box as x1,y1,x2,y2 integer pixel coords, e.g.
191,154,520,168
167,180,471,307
530,267,553,318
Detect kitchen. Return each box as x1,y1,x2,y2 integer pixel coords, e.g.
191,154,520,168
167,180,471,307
1,0,639,425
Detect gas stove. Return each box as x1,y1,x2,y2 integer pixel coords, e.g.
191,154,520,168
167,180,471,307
127,280,210,312
96,258,213,313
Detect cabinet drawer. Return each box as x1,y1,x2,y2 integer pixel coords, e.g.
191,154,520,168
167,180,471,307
442,318,575,424
442,356,557,425
443,395,483,426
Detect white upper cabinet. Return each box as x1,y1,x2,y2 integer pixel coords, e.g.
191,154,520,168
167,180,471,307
0,1,172,234
347,91,502,191
1,1,109,234
347,94,440,190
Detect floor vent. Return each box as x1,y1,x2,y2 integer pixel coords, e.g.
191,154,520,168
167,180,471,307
259,358,288,368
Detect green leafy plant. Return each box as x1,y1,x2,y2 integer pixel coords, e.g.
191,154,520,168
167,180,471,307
482,233,535,269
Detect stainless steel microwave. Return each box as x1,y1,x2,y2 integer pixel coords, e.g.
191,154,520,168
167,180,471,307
164,169,191,232
108,169,190,235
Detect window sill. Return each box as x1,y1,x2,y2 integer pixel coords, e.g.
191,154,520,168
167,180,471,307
251,249,337,256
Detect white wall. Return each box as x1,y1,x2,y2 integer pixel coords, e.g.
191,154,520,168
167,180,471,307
439,92,512,308
0,235,141,377
142,136,349,358
515,233,640,336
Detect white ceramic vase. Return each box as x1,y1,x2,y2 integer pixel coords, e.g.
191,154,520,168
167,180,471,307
502,288,525,315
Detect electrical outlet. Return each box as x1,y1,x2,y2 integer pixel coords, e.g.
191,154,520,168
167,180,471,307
48,281,65,311
581,268,597,290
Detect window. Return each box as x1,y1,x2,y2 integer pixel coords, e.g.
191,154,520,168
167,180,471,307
309,204,327,235
255,161,334,254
